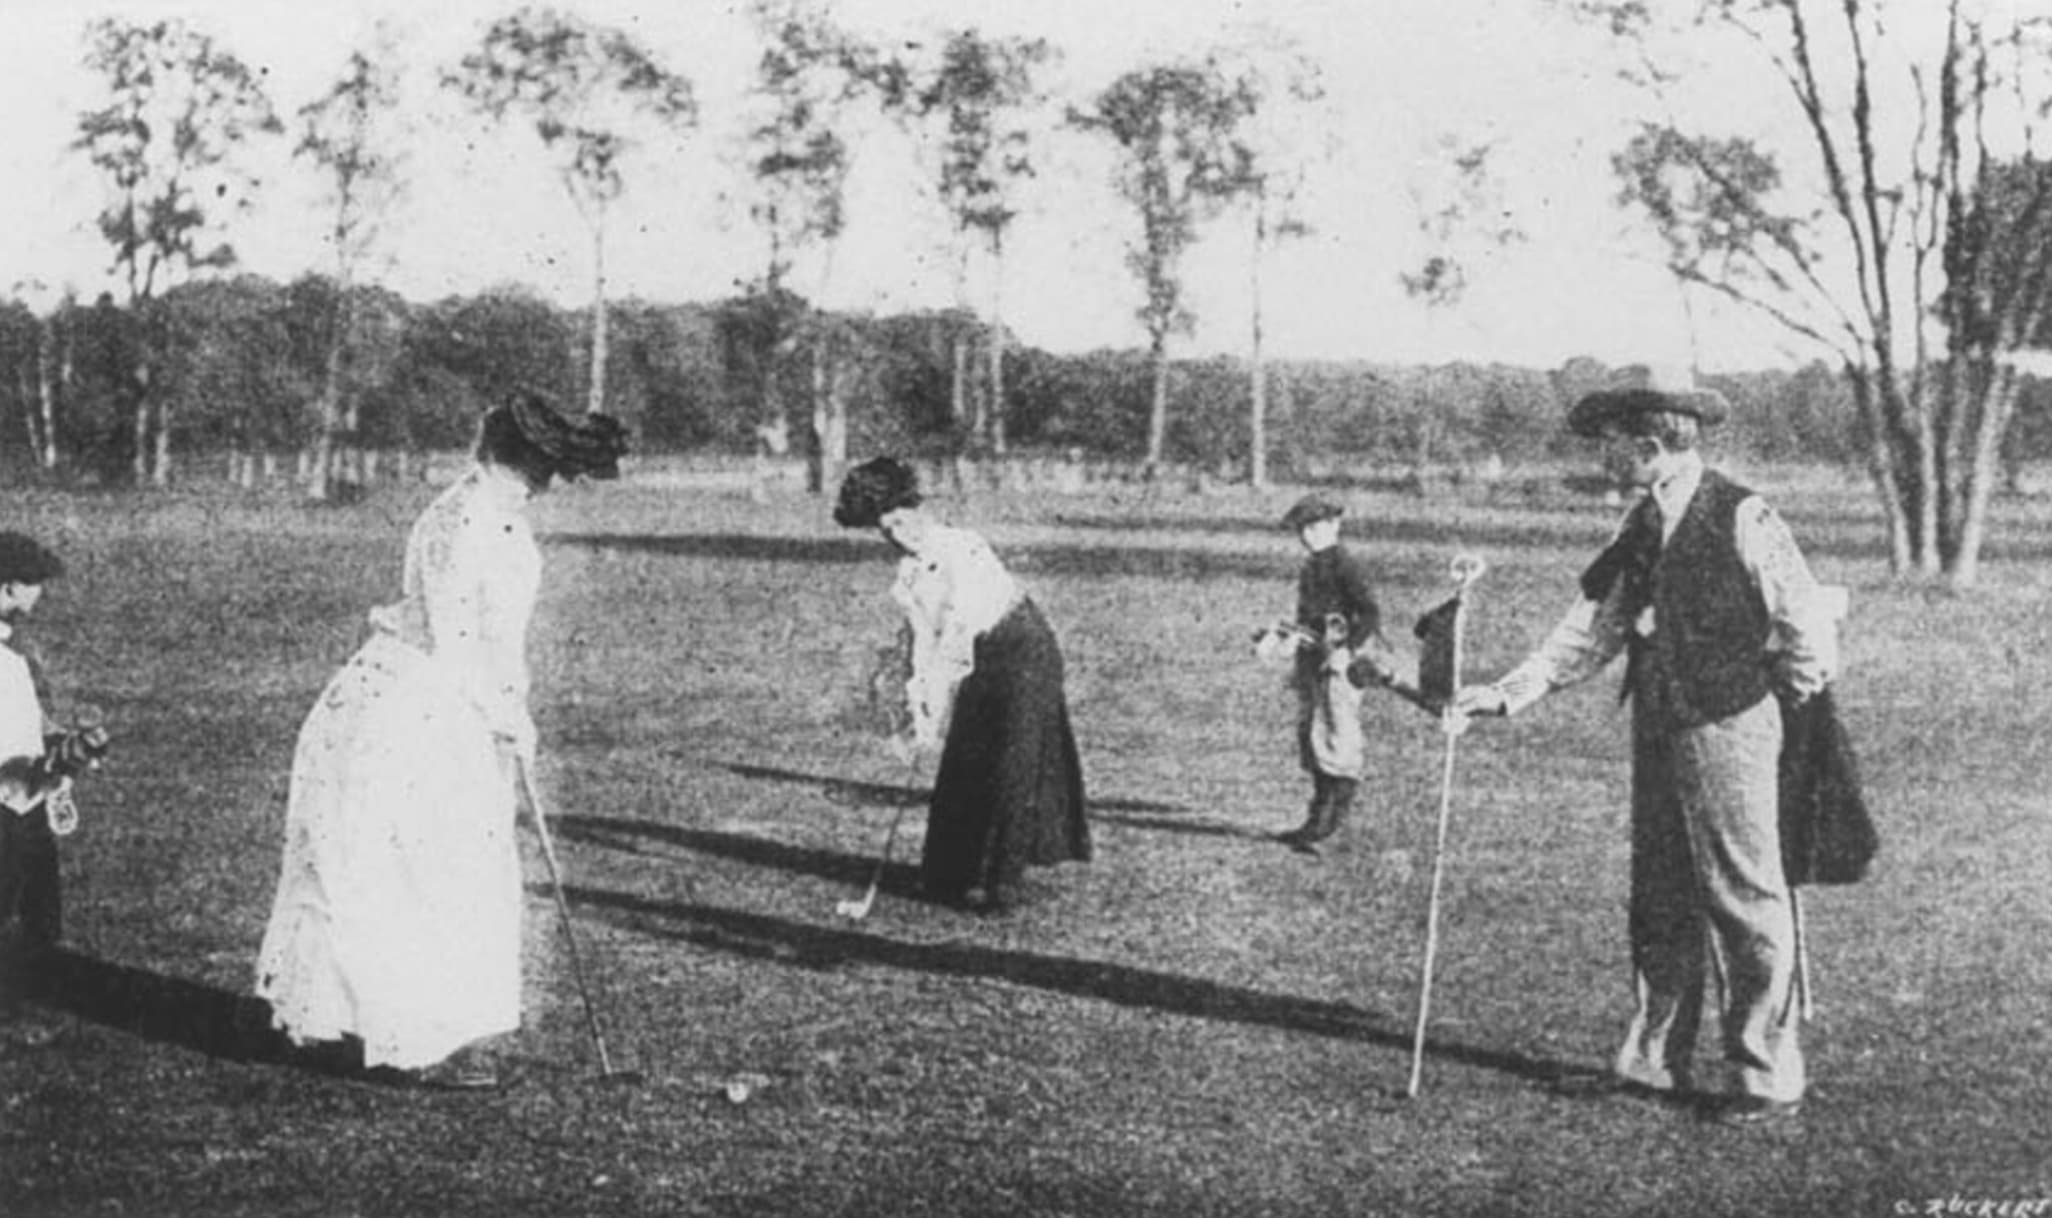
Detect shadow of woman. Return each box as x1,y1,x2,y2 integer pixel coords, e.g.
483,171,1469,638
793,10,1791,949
561,885,1584,1096
21,949,366,1078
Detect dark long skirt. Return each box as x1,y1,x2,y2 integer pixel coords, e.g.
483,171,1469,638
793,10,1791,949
921,597,1090,906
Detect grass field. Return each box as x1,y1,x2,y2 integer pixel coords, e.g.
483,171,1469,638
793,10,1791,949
2,465,2050,1218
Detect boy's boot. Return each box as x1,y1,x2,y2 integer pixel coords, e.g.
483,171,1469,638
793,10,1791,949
1280,774,1333,847
1318,777,1358,842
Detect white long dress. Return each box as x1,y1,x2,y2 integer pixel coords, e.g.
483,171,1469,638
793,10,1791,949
255,466,539,1070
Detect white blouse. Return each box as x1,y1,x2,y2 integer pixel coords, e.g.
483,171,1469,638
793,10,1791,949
0,626,47,813
368,465,540,740
891,525,1021,749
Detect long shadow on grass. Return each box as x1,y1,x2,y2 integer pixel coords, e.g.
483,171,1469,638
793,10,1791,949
566,885,1565,1087
716,759,1190,818
555,814,907,893
717,760,1263,841
18,949,356,1076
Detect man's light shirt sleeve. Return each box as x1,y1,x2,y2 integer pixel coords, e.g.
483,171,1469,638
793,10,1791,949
1492,583,1635,715
1737,496,1837,698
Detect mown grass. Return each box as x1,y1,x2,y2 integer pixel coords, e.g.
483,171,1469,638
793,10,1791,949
2,466,2050,1218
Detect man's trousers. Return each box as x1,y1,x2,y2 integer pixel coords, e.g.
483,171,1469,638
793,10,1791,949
1617,693,1803,1103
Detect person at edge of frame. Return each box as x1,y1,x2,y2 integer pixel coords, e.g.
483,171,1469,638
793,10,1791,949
833,455,1091,915
1451,363,1838,1127
0,533,111,1049
253,391,626,1091
1274,491,1392,856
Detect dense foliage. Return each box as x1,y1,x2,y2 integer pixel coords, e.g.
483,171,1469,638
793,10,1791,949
0,273,1941,485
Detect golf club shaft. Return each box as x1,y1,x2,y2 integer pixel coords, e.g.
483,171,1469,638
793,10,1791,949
846,753,920,916
519,759,620,1078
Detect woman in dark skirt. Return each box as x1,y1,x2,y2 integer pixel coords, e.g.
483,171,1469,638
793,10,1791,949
834,457,1090,911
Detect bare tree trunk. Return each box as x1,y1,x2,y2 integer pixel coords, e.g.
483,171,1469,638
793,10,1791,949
46,316,67,471
1848,365,1915,574
131,395,150,486
805,335,828,496
1249,202,1269,489
152,398,173,488
822,342,850,495
588,211,609,415
1146,329,1170,473
309,289,349,503
951,333,970,448
1950,363,2017,587
988,238,1008,457
17,364,42,469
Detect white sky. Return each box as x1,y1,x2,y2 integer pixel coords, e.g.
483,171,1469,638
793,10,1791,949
0,0,1821,370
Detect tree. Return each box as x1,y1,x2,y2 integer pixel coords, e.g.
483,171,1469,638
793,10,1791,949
1398,135,1525,479
4,280,72,473
1211,31,1333,487
740,0,897,493
73,16,281,486
1573,0,2052,584
899,29,1055,459
296,30,409,501
446,6,698,416
1072,62,1248,471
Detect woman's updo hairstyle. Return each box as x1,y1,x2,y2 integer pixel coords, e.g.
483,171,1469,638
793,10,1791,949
834,456,922,529
476,390,630,487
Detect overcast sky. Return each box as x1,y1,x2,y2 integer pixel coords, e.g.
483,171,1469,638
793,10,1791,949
0,0,1814,371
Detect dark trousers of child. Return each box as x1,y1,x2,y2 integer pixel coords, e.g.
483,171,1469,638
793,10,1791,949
0,806,61,976
1286,772,1358,850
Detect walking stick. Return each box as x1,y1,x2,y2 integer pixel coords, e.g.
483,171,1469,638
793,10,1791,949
518,757,642,1086
1407,555,1486,1100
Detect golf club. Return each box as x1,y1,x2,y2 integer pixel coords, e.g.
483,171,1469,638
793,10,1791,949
517,758,643,1087
835,743,921,921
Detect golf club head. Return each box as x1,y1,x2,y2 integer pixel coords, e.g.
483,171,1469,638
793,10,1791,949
598,1069,646,1087
834,896,873,920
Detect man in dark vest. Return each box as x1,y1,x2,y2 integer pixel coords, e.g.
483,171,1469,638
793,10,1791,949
1455,365,1838,1125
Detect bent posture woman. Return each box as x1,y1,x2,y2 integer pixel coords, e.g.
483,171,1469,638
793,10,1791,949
255,392,625,1088
834,456,1090,913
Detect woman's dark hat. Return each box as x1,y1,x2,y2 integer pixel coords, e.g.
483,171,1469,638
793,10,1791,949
835,457,922,529
1568,364,1729,437
1281,492,1345,531
0,533,62,584
508,391,629,480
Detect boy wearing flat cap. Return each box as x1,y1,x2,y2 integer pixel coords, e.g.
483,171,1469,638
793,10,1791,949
0,533,106,1042
1454,365,1839,1125
1274,492,1388,854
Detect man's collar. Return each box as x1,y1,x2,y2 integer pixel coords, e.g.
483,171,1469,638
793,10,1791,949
1649,450,1705,521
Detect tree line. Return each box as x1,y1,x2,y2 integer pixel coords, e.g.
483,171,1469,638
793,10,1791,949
19,1,2052,584
0,273,1925,486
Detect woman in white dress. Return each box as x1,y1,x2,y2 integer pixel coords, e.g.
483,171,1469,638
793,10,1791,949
255,393,625,1088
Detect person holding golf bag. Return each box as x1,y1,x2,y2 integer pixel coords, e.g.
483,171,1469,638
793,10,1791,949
1269,492,1391,855
1452,365,1837,1126
0,533,111,1046
833,457,1090,914
255,391,626,1089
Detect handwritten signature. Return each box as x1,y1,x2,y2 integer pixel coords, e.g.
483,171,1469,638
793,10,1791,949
1896,1199,2052,1217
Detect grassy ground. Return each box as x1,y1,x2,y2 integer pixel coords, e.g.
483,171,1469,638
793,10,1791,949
2,466,2050,1217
